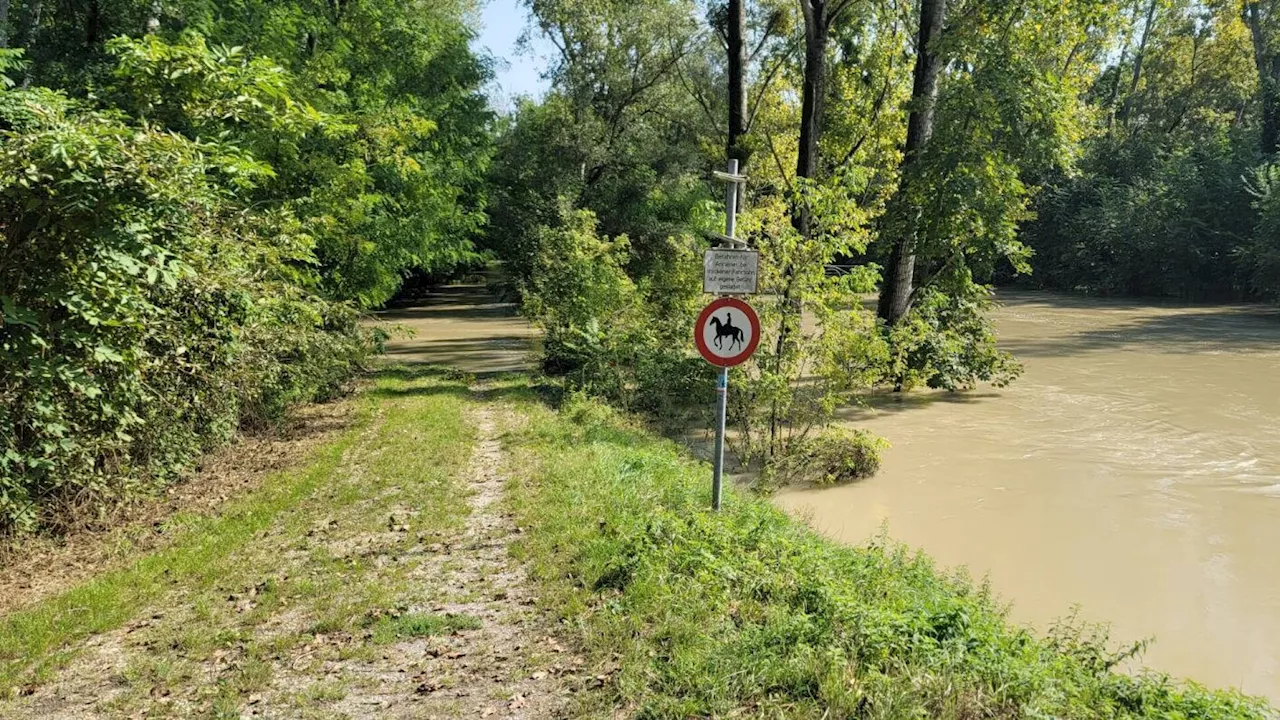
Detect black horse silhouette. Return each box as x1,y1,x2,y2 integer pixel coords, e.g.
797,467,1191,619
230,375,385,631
709,313,744,352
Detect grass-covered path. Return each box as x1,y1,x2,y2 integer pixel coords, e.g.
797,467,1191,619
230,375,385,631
0,370,586,718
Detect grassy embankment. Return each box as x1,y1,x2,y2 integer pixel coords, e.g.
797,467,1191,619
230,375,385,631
503,388,1275,719
0,368,1273,718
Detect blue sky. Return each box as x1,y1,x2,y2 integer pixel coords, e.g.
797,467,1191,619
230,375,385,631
474,0,553,110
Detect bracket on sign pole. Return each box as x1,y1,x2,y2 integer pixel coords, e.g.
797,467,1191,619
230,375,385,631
712,169,749,184
707,231,748,249
712,160,747,255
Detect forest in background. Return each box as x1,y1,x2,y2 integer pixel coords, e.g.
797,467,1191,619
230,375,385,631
1024,0,1280,299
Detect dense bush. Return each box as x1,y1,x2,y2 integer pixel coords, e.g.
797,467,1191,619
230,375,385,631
521,206,715,427
887,284,1022,391
1023,129,1261,300
0,52,381,533
762,427,887,489
0,0,492,534
6,0,495,308
1242,163,1280,295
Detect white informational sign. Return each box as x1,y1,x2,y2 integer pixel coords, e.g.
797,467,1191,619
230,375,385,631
703,248,759,295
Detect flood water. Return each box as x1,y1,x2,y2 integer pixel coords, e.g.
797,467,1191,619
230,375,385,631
775,292,1280,701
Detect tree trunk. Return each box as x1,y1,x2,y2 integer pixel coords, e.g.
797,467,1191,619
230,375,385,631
793,5,827,236
86,0,102,47
877,0,946,325
1246,2,1280,157
795,12,826,182
1106,1,1140,138
0,0,10,48
19,0,42,87
1262,61,1280,156
1118,0,1157,128
727,0,747,165
727,0,747,209
1106,48,1128,137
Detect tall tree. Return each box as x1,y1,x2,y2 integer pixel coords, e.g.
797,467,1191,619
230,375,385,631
727,0,747,167
1245,0,1280,156
794,0,855,185
17,0,38,86
790,0,862,243
0,0,10,48
877,0,945,324
1118,0,1159,127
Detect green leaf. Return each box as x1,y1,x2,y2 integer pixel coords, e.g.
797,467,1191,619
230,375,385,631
93,346,124,363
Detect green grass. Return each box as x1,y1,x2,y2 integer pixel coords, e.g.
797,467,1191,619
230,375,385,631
0,366,476,715
0,411,368,692
502,391,1277,720
368,612,483,643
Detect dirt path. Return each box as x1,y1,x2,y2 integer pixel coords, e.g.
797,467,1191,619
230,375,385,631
372,282,579,716
393,397,580,719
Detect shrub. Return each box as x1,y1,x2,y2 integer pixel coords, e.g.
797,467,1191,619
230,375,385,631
0,54,373,533
728,192,892,462
525,207,638,335
765,427,888,488
887,283,1022,392
1244,162,1280,298
526,206,715,427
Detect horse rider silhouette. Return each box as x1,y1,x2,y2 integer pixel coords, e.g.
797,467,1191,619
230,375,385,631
709,313,744,352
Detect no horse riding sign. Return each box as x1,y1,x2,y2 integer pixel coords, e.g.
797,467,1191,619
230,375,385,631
695,297,760,367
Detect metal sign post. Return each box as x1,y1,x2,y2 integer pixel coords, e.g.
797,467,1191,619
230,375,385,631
696,297,759,510
703,159,753,512
713,366,728,511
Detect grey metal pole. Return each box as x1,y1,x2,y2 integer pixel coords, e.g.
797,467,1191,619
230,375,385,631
712,366,728,511
724,159,738,240
711,158,739,511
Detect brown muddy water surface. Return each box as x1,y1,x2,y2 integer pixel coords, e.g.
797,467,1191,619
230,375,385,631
776,292,1280,701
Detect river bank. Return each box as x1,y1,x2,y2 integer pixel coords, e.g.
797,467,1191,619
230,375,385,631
504,379,1271,717
778,290,1280,701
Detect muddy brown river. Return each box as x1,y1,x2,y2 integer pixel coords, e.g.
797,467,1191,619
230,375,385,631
775,292,1280,701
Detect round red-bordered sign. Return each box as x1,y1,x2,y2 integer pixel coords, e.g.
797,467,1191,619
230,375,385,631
694,297,760,367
